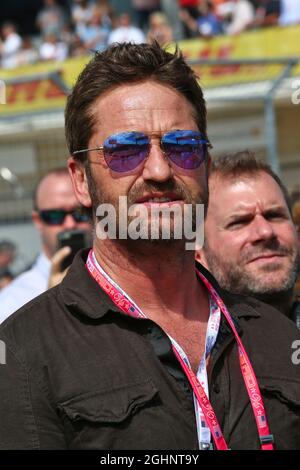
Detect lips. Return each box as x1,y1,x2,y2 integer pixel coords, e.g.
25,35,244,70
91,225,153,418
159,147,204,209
135,192,183,204
248,253,285,263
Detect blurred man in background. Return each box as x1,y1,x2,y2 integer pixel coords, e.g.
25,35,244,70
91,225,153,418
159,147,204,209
0,22,23,69
0,167,91,322
198,151,300,327
108,13,145,45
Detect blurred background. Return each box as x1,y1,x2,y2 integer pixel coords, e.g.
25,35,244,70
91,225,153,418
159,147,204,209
0,0,299,277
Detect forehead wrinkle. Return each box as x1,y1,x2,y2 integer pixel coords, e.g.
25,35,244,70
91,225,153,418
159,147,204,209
209,173,288,224
90,82,198,132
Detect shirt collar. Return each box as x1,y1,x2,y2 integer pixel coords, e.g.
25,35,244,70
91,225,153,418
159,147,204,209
59,249,120,319
34,252,51,279
60,249,261,321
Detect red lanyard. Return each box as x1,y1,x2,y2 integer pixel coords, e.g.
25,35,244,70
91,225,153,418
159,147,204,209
86,250,274,451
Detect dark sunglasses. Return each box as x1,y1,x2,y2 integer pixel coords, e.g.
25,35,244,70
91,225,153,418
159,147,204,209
38,208,90,225
72,130,212,173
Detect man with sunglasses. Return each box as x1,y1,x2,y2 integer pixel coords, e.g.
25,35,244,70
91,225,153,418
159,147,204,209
0,167,91,322
0,42,300,450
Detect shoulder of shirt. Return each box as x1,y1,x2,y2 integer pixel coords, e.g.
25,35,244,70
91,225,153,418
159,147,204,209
0,281,58,324
0,282,68,364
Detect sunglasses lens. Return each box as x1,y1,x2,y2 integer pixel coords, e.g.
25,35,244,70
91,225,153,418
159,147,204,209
103,132,149,172
39,208,90,225
72,209,91,223
39,210,65,225
162,131,207,170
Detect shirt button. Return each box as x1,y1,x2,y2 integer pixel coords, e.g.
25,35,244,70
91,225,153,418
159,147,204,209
213,383,220,394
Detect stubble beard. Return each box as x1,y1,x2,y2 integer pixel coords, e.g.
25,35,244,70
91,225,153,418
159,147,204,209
85,162,208,248
203,239,300,298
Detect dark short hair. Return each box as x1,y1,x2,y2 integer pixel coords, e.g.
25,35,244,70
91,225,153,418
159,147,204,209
210,150,292,214
65,42,207,161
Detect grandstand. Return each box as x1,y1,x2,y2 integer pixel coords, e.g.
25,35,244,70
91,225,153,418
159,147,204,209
0,0,299,270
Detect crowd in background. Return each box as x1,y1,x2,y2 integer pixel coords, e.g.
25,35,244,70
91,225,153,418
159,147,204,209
0,0,300,69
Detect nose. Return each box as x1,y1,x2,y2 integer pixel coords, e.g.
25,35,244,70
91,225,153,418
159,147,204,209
250,215,276,243
62,214,77,230
141,141,173,183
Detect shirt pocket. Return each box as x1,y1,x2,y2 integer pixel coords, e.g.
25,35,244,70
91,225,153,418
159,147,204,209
57,379,160,449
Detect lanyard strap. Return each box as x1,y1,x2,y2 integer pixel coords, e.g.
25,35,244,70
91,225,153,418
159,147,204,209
168,296,221,449
86,250,274,450
196,268,274,451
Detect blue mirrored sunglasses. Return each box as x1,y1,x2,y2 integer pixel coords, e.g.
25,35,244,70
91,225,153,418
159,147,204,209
73,130,212,173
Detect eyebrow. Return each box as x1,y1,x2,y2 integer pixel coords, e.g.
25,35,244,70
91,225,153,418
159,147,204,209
225,205,289,222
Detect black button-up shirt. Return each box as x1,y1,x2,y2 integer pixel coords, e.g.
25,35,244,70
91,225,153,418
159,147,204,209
0,250,300,450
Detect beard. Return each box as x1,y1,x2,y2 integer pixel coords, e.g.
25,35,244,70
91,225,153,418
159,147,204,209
85,162,208,246
203,237,300,298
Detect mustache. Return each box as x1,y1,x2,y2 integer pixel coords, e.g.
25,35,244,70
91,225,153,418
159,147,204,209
127,180,194,205
241,238,295,263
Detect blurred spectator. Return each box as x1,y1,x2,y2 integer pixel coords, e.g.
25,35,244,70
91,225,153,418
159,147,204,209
180,0,223,38
254,0,280,27
93,1,114,30
160,0,184,41
147,11,173,45
179,0,200,18
69,33,88,57
179,0,202,38
0,240,16,270
108,13,145,45
36,0,67,36
39,33,69,61
72,1,113,34
94,0,115,23
60,23,76,47
222,0,255,35
0,168,92,323
0,0,297,70
0,22,23,69
0,269,14,291
198,1,223,36
77,8,111,52
71,0,94,32
279,0,300,26
15,36,39,66
131,0,161,31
